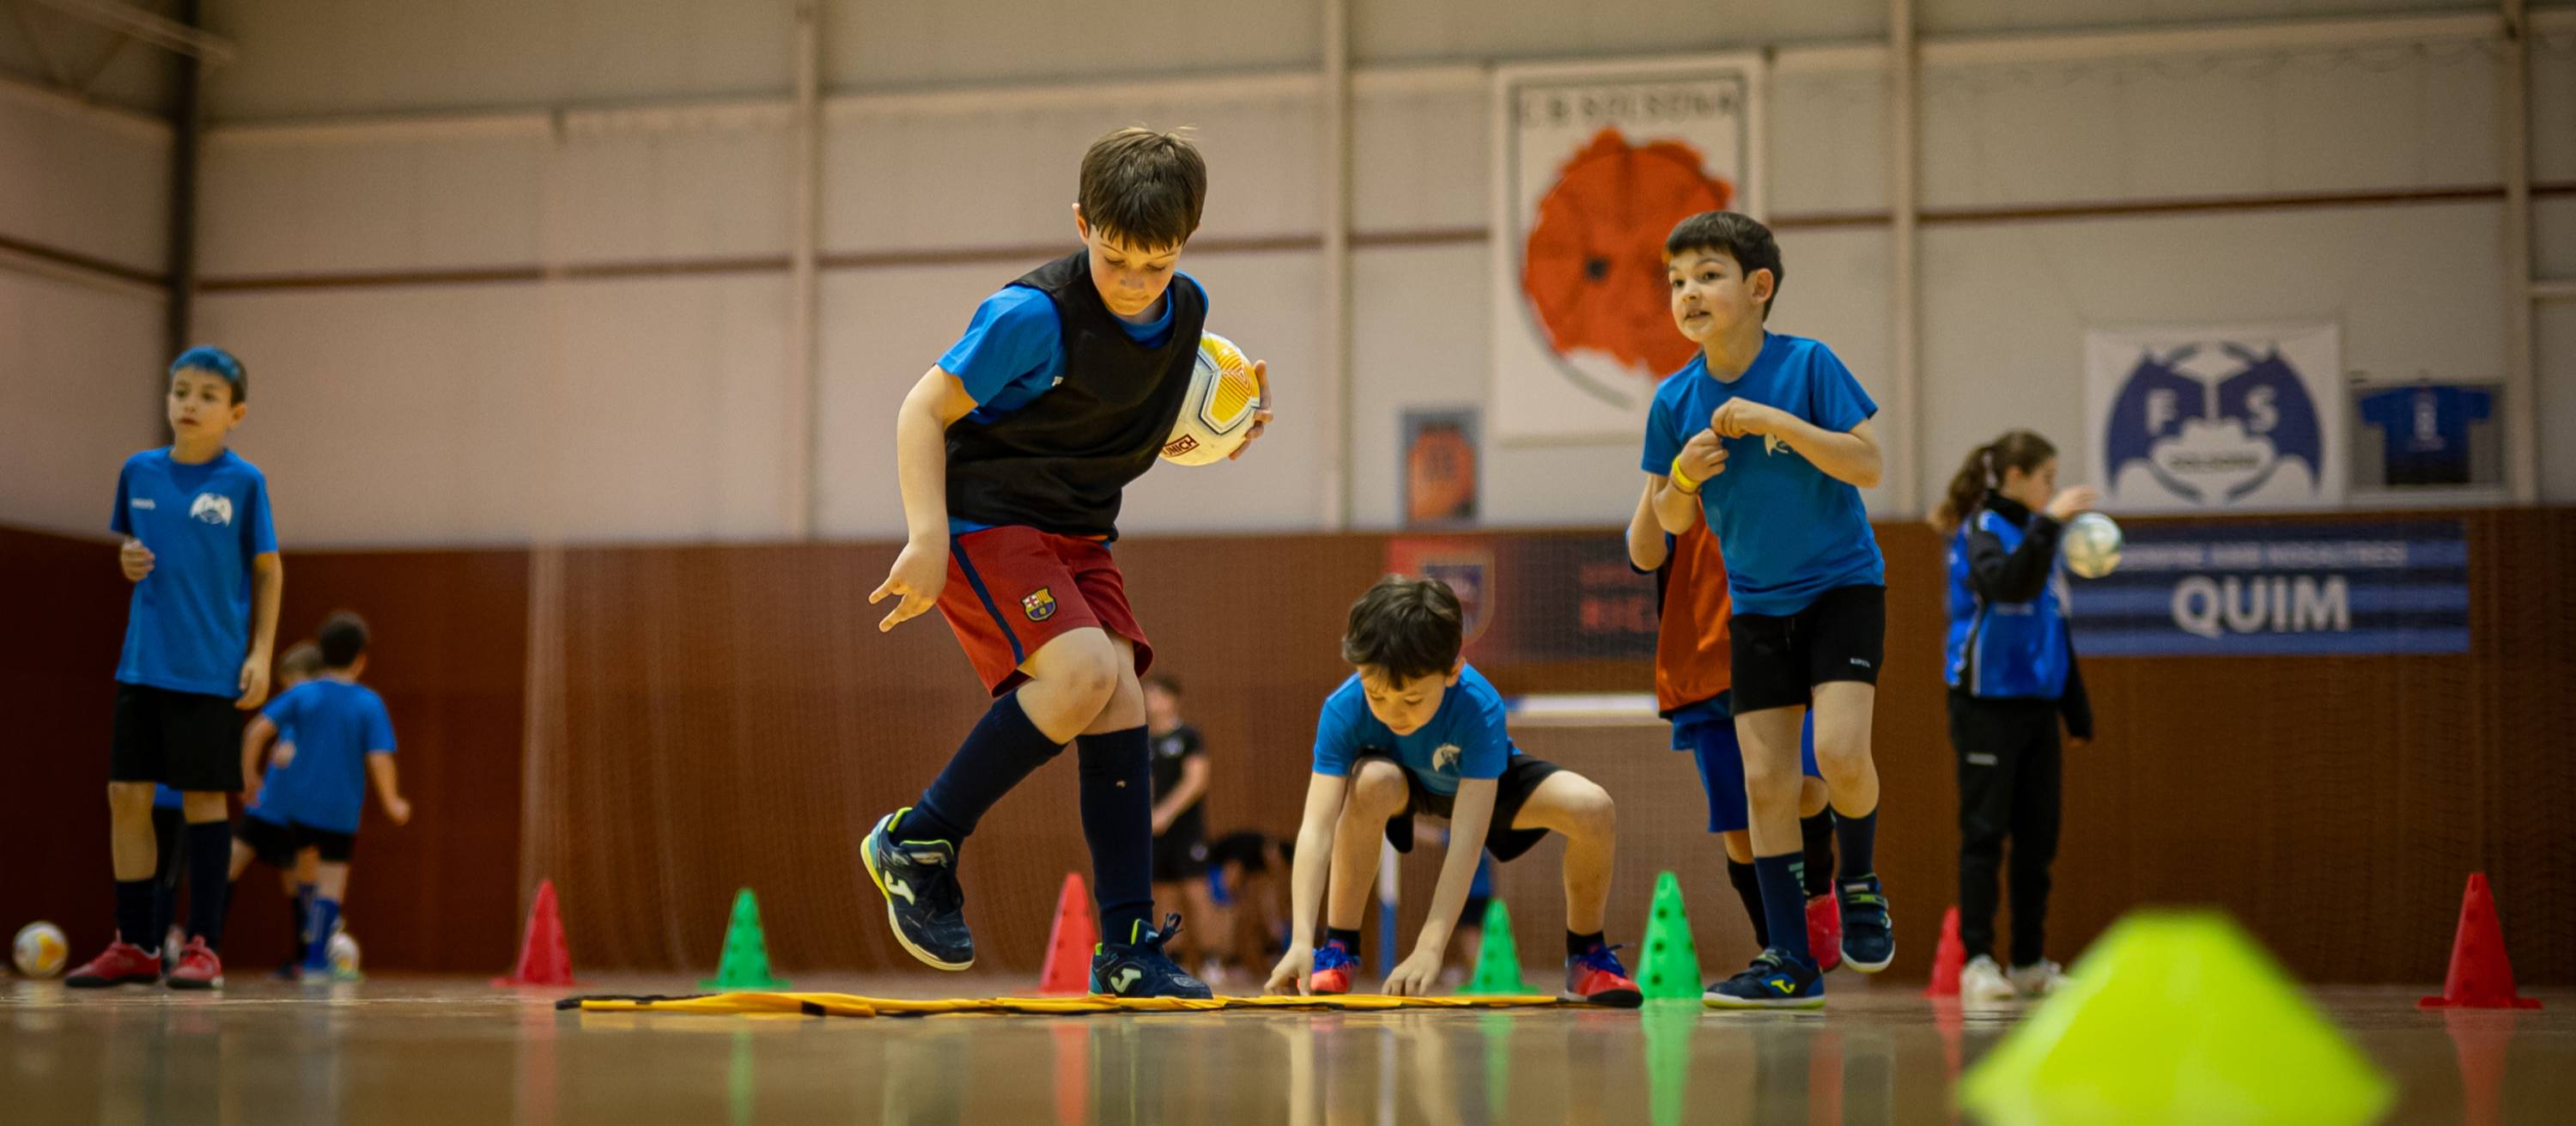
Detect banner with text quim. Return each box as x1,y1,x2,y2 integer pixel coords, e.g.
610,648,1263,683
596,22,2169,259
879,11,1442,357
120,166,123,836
2069,520,2468,657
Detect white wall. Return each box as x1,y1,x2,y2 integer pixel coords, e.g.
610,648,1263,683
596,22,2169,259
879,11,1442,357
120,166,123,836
0,84,169,536
168,3,2576,546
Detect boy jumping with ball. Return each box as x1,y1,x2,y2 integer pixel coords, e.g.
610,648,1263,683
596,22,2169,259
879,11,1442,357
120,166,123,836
70,346,283,990
860,127,1271,999
1265,576,1641,1006
1644,212,1893,1008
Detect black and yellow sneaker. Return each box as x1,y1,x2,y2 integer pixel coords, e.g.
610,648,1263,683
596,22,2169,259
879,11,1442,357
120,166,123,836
860,808,974,971
1703,948,1826,1010
1838,873,1895,973
1090,915,1213,999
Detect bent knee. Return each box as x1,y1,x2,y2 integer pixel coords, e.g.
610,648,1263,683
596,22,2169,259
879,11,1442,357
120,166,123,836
1350,760,1410,813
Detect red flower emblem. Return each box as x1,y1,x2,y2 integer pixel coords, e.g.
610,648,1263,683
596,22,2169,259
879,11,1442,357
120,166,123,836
1521,129,1734,377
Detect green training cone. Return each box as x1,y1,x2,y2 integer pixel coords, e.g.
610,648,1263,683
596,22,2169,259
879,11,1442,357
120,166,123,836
1959,910,2392,1126
700,887,791,991
1458,898,1532,995
1637,871,1703,1001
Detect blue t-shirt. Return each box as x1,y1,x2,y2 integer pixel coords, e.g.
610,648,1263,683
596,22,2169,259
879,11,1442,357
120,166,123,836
1311,665,1520,798
244,708,300,825
1641,335,1884,616
110,448,278,697
152,784,182,810
258,679,395,834
2359,386,2489,484
936,280,1199,533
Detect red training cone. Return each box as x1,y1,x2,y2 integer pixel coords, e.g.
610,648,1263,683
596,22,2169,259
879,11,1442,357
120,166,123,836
2420,873,2541,1009
493,879,576,987
1036,873,1099,996
1923,904,1965,998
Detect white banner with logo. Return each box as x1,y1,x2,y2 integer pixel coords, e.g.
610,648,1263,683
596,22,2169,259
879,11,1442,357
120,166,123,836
2083,322,2344,512
1491,55,1765,443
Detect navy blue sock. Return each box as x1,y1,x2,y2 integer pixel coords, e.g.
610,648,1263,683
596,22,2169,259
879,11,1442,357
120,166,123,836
1834,806,1878,882
1801,811,1838,896
291,883,315,947
115,879,158,950
1753,853,1811,963
1726,859,1769,948
906,691,1063,843
1076,726,1154,946
306,898,342,970
185,820,233,948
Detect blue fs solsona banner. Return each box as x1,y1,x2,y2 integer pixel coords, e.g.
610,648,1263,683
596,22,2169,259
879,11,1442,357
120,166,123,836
2070,520,2469,656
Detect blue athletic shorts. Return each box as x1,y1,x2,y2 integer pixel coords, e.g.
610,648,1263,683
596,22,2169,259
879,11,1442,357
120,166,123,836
1679,709,1821,835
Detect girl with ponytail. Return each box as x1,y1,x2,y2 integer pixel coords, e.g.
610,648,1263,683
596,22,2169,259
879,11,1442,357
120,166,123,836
1937,429,2098,1002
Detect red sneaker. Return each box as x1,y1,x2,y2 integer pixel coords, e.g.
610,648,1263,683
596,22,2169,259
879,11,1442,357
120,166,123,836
1807,892,1844,972
64,940,162,988
1563,944,1643,1007
1307,940,1356,995
166,937,224,989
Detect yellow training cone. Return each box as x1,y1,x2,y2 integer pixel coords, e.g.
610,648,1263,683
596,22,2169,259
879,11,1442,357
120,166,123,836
1959,910,2391,1126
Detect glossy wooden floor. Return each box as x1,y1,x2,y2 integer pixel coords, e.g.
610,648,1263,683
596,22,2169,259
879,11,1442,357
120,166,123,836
2,975,2567,1124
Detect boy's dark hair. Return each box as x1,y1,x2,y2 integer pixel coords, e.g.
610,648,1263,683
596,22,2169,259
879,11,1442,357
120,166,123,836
1341,575,1464,683
317,612,370,668
169,345,249,404
1078,127,1207,252
1664,211,1783,320
276,641,325,682
1143,673,1182,697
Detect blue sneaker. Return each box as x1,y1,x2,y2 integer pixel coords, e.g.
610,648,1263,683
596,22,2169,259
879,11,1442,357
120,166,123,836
1703,949,1826,1010
860,808,974,971
1308,940,1358,995
1838,874,1894,973
1091,915,1213,999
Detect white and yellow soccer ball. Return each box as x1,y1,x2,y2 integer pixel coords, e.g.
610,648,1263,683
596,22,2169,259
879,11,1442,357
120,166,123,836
1160,332,1262,466
13,922,68,978
328,932,361,976
2062,513,2124,579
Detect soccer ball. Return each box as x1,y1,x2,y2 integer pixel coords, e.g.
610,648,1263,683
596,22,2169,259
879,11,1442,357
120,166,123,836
2062,513,2124,579
328,932,361,976
1160,332,1262,466
13,922,67,978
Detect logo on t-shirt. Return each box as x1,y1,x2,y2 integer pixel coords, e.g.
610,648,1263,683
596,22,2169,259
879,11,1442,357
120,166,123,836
189,493,234,526
1432,744,1462,773
131,497,157,510
1021,587,1057,622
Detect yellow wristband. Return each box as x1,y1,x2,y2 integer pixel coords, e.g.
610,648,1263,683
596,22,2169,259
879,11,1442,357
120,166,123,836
1668,455,1701,495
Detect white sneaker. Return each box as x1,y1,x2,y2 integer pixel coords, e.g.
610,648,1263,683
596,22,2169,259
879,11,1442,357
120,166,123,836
2008,960,2069,996
1959,955,2016,1001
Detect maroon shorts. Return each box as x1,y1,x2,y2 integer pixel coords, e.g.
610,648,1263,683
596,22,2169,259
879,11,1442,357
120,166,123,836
938,526,1153,695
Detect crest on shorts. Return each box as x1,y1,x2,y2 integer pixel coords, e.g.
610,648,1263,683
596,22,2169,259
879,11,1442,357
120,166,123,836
1021,587,1058,622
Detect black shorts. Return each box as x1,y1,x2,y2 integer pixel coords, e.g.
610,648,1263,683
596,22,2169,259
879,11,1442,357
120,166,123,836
1728,584,1886,714
1364,754,1564,863
1151,823,1209,884
236,813,356,865
111,683,245,792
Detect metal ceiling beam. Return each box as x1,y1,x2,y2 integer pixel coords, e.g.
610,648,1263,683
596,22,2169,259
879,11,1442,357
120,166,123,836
22,0,234,66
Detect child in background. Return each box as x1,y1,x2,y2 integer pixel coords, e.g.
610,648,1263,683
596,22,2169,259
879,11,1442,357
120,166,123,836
234,614,410,977
229,641,327,977
1625,487,1844,966
1144,674,1217,966
1932,431,2097,1000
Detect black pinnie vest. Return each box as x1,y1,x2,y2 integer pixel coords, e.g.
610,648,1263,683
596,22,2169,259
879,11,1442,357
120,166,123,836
945,252,1206,539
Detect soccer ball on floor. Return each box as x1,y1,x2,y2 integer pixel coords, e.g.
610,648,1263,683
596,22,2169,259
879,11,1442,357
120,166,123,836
2062,513,2124,579
13,922,67,978
1160,332,1262,466
329,932,361,976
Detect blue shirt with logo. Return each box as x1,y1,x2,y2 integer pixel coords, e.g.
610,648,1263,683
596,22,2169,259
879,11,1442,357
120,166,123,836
1641,334,1884,616
938,280,1200,533
2358,385,2490,484
1311,665,1519,798
258,679,395,834
110,448,278,697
